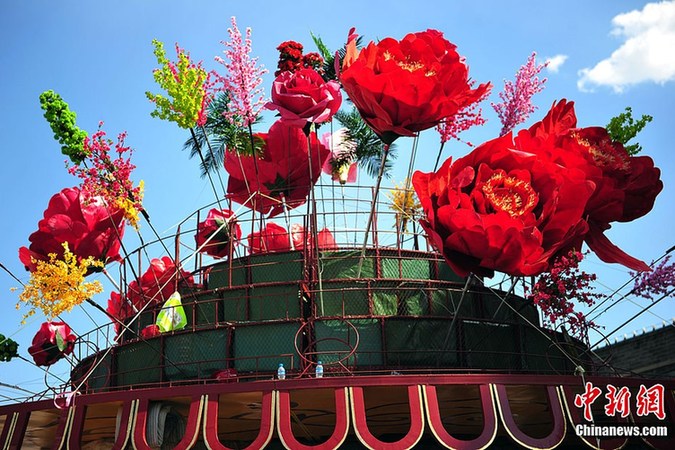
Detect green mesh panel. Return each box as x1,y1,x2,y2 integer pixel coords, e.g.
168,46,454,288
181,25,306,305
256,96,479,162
372,282,398,316
399,289,428,316
316,281,370,317
315,319,383,367
249,252,303,283
248,285,300,320
381,257,430,280
434,259,464,283
193,293,222,326
462,321,518,369
208,259,248,288
123,310,155,341
72,353,111,392
321,251,375,279
384,319,458,367
222,288,248,322
430,289,477,317
115,340,161,386
233,322,301,372
164,329,229,381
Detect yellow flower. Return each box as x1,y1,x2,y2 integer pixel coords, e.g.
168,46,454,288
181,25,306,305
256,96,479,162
388,179,422,232
17,243,103,323
115,179,144,229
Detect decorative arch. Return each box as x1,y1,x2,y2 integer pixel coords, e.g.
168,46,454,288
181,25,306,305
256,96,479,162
350,385,425,450
276,387,350,450
424,384,497,449
202,391,275,450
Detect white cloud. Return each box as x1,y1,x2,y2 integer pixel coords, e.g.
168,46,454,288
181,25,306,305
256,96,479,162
545,54,568,73
578,1,675,92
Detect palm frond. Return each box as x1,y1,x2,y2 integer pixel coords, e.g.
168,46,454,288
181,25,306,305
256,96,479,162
334,108,397,179
182,92,263,178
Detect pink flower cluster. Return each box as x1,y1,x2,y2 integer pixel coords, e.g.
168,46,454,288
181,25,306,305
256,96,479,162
68,124,143,225
632,255,675,300
215,16,268,127
492,52,548,136
436,84,489,145
527,250,600,340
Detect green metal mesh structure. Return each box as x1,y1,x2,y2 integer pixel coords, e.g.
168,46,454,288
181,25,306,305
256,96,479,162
164,329,229,381
384,318,458,367
233,322,302,372
115,340,161,386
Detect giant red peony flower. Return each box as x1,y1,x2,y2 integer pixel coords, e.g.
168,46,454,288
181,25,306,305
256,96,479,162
412,133,594,277
290,224,337,251
247,222,292,254
515,100,663,272
340,29,490,144
225,120,329,216
195,208,241,258
266,68,342,127
28,321,76,367
106,256,194,333
19,187,125,272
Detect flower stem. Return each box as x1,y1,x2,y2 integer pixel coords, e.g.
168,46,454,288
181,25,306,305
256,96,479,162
357,144,389,277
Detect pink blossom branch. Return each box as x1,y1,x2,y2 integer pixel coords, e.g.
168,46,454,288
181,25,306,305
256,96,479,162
492,52,548,136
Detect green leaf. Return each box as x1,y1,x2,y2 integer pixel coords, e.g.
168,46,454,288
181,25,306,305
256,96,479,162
606,106,653,156
55,330,66,352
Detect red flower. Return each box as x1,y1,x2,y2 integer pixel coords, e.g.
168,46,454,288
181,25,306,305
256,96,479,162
340,29,490,144
195,208,241,258
19,187,125,272
266,68,342,127
412,133,594,277
515,100,663,271
28,321,76,367
225,120,330,217
140,324,161,339
247,222,292,253
106,256,194,332
290,224,337,250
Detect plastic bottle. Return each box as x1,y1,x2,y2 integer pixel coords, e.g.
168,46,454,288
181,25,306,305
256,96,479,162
315,361,324,378
277,363,286,380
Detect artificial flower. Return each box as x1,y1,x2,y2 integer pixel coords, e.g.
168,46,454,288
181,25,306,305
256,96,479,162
225,120,330,216
412,133,594,277
247,222,292,253
266,68,342,127
340,29,490,144
321,128,358,184
17,243,103,322
515,100,663,271
28,321,76,367
290,224,337,250
106,256,194,332
195,208,241,258
19,187,124,272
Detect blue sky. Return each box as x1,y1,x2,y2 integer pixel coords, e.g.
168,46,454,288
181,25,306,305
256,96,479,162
1,1,674,400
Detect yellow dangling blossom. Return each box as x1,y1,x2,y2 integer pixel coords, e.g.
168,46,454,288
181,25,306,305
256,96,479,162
387,179,422,233
17,243,104,323
115,179,145,229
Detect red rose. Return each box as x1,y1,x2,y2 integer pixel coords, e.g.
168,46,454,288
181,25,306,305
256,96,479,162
247,222,292,254
106,256,194,333
195,208,241,258
225,120,329,217
412,133,594,277
515,100,663,271
28,321,76,367
19,187,125,272
340,29,490,144
266,68,342,127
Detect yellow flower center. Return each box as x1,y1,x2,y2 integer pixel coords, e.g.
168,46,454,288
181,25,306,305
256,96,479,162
571,132,630,172
482,172,538,218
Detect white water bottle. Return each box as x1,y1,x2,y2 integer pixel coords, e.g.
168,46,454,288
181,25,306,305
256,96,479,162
277,363,286,380
315,361,324,378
